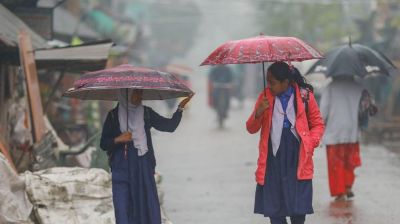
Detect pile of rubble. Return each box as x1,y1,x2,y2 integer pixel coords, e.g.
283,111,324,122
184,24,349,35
0,154,172,224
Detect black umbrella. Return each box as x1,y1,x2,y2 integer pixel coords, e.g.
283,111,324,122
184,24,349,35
306,43,397,78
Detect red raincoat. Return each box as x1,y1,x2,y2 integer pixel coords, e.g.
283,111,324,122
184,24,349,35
246,84,324,185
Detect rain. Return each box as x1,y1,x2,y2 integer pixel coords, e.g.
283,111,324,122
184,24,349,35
0,0,400,224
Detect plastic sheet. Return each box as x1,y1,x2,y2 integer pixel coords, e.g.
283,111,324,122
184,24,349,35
0,153,33,223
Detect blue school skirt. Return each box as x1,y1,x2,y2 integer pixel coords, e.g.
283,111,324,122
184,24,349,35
254,128,313,217
111,144,161,224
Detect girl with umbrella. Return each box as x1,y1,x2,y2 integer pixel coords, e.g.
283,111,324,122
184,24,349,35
64,64,194,224
246,62,324,224
201,35,324,224
319,76,377,201
100,89,193,224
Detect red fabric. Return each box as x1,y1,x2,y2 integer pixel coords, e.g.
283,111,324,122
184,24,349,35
246,84,325,185
201,35,323,65
326,143,361,196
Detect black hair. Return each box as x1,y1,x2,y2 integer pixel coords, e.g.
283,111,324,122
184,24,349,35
267,61,314,92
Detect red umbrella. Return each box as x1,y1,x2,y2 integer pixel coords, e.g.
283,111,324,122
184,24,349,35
200,35,323,94
63,64,193,101
201,35,323,65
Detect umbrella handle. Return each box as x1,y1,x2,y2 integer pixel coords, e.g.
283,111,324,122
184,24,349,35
125,88,129,160
124,144,128,159
262,62,266,97
126,88,129,132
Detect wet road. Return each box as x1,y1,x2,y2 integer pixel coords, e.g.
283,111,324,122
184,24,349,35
150,73,400,224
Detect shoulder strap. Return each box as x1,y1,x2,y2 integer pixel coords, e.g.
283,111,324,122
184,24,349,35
300,88,310,115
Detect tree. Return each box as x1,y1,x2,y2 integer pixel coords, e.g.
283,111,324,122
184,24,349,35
255,1,366,51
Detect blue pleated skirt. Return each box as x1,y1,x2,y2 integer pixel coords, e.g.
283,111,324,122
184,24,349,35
111,144,161,224
254,128,313,217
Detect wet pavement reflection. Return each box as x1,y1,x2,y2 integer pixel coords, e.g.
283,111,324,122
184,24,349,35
153,73,400,224
328,200,356,224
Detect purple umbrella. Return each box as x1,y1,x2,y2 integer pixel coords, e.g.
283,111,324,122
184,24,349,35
63,64,193,100
63,64,194,154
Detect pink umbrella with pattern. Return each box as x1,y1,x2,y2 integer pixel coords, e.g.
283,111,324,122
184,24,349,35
201,35,323,95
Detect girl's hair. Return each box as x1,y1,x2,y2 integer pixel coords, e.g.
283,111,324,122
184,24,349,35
268,61,314,92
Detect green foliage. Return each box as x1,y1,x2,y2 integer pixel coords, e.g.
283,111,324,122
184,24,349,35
391,15,400,27
256,2,361,51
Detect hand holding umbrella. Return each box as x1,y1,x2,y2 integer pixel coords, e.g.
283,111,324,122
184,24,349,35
114,132,132,144
178,93,195,110
255,96,270,118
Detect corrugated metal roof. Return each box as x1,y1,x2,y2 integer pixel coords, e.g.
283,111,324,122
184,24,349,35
37,0,64,8
0,4,47,49
35,40,113,72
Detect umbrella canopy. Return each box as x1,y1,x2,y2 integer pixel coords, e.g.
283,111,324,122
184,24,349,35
63,64,193,100
200,35,323,96
200,35,323,65
306,43,397,78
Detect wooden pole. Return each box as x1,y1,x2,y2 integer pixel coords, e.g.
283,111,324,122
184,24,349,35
19,30,46,143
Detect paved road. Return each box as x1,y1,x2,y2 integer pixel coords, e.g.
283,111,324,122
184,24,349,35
150,73,400,224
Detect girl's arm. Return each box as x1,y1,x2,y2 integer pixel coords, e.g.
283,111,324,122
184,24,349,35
149,108,182,132
307,92,325,148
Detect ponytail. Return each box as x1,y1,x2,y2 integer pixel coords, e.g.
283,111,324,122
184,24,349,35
290,67,314,92
268,62,313,92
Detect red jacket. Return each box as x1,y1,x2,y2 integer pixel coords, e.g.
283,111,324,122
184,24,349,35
246,84,324,185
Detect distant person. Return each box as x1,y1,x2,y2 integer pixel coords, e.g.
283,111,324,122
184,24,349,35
100,89,193,224
208,65,234,128
319,76,377,201
246,62,324,224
